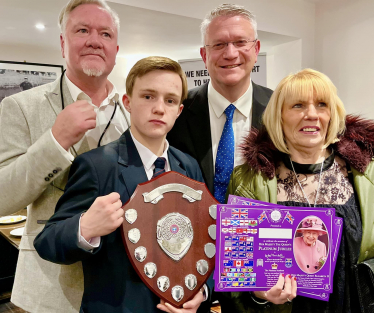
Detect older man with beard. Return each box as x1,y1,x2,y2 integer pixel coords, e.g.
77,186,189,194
0,0,129,312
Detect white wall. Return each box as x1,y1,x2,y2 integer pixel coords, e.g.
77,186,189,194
112,0,316,70
315,0,374,119
0,44,64,66
266,39,302,90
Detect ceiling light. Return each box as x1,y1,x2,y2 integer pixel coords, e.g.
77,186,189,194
35,23,45,30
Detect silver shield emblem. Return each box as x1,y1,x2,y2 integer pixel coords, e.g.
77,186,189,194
171,285,184,302
208,225,216,240
144,262,157,278
204,243,216,259
157,276,170,292
209,205,217,220
128,228,140,244
134,246,147,262
185,274,197,290
125,209,137,224
157,213,193,261
196,259,209,275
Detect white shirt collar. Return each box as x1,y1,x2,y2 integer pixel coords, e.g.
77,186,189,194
130,131,170,172
207,80,253,118
64,73,119,107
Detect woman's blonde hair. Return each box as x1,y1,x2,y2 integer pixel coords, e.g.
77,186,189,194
262,68,346,154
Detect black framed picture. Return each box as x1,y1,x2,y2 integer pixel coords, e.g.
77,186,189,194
0,61,64,102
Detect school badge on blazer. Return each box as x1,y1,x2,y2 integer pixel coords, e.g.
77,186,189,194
121,171,218,307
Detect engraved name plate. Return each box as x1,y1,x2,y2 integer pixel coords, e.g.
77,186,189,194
196,259,209,275
208,225,216,240
157,276,170,292
128,228,140,244
204,243,216,259
134,246,147,262
125,209,137,224
185,274,197,290
144,262,157,279
171,285,184,302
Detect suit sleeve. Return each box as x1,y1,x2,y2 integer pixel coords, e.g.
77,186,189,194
0,96,72,215
34,153,102,265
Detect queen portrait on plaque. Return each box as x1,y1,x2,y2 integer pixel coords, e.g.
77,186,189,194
294,217,328,274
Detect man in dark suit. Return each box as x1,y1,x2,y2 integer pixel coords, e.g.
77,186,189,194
34,57,207,313
168,4,272,200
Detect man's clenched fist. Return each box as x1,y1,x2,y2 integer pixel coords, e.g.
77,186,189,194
52,100,96,150
81,192,123,241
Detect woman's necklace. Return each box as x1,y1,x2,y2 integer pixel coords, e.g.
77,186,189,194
289,156,325,207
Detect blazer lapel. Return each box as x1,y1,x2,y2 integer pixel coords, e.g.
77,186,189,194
168,150,187,177
251,82,270,129
118,130,148,198
45,76,73,117
185,84,214,191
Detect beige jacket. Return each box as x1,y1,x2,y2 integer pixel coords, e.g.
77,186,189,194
0,77,128,313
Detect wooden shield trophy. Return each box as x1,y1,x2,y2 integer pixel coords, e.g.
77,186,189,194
121,171,218,307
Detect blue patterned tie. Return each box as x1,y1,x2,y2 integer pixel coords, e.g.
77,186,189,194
152,157,166,178
214,104,236,203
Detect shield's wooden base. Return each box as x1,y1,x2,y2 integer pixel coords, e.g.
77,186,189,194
121,171,217,308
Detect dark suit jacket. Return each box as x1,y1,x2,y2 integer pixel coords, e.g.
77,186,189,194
167,82,273,194
34,130,204,313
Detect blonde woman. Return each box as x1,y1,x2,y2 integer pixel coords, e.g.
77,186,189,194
220,69,374,313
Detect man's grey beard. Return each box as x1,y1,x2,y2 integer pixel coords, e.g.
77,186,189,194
83,67,104,77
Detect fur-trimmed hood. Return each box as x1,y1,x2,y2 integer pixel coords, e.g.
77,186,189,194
241,115,374,179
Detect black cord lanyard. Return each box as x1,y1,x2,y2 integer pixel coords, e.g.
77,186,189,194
60,69,121,148
97,100,118,147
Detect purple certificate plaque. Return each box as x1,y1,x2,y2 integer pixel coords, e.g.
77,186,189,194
215,204,336,294
224,195,343,301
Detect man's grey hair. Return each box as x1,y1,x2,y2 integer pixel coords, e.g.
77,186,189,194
200,4,257,45
58,0,120,35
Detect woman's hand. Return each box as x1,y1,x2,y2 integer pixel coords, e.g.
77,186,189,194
157,289,204,313
253,273,297,304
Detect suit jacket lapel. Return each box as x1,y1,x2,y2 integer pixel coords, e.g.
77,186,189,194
45,76,90,157
45,76,73,117
118,130,148,198
185,84,214,191
168,150,187,177
251,82,269,129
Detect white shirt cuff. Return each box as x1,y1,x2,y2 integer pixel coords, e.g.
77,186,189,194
50,129,74,162
78,214,100,251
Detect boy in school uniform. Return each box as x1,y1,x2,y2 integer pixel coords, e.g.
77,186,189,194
34,56,209,313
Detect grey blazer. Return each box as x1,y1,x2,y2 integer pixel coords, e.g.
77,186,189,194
0,77,128,313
